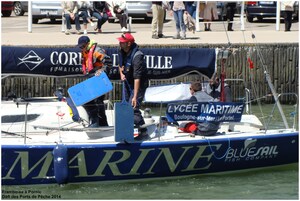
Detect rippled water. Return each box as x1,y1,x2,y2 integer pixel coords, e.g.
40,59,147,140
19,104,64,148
2,165,298,199
2,104,298,199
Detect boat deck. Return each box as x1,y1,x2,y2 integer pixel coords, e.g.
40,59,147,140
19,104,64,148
2,127,296,146
1,99,296,146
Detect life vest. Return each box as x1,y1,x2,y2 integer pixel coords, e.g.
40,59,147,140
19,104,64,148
119,44,144,89
179,122,198,133
119,44,143,74
82,43,96,74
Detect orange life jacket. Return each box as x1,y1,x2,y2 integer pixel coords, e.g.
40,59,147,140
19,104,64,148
82,44,96,74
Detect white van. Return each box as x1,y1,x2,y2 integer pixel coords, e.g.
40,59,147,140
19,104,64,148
32,1,63,24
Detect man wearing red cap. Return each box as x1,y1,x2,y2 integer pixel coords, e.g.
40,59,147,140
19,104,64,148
117,33,149,140
76,36,110,127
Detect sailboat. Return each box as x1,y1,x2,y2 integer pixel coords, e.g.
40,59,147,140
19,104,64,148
1,44,298,185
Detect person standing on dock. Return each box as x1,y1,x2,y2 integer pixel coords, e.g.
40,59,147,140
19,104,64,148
281,1,294,32
225,2,237,31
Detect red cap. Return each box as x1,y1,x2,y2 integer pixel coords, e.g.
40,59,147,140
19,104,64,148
117,33,135,43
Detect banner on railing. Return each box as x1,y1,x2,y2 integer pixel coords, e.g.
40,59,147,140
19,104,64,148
166,102,245,123
2,46,216,79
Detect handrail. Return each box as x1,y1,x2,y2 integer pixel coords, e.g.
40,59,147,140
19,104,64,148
14,100,30,144
225,78,252,114
245,88,251,114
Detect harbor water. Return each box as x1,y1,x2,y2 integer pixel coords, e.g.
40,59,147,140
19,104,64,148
1,104,298,199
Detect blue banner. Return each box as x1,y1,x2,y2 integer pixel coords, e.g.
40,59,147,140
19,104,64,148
1,46,216,79
166,102,245,123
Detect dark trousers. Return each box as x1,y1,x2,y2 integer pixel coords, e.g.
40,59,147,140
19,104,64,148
226,6,235,30
92,12,108,29
283,11,293,31
83,95,108,126
116,13,127,28
78,10,89,24
64,13,81,30
124,85,146,128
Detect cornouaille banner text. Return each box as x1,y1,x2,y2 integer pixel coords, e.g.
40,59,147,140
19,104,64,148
2,46,216,79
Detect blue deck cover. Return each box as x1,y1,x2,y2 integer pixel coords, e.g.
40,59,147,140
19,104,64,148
68,72,113,106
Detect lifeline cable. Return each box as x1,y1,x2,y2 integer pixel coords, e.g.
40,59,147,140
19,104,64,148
204,134,231,160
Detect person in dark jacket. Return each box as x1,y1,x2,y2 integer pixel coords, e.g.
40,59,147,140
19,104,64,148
225,2,237,31
117,33,149,140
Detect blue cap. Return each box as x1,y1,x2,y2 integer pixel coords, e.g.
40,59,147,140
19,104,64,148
76,36,90,48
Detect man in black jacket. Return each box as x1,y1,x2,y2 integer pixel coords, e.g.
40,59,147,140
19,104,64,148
117,33,149,140
226,2,237,31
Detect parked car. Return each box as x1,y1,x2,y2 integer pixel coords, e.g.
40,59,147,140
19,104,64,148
126,1,153,22
245,1,299,22
31,1,63,24
13,1,28,16
2,1,14,17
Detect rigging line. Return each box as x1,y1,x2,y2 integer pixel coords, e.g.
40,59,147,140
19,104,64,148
222,20,231,47
204,135,231,160
247,59,268,129
1,130,32,139
241,26,268,129
250,33,289,129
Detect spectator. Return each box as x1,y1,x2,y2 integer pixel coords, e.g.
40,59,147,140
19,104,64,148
151,1,165,39
185,1,196,19
76,36,110,127
170,1,187,40
112,0,128,32
78,1,94,35
203,1,218,31
117,33,149,141
225,2,237,31
62,1,81,35
281,1,294,32
92,1,109,33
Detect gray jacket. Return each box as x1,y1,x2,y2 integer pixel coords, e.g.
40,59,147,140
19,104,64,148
190,91,214,102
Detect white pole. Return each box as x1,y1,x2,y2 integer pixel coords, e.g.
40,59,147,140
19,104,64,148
28,0,32,33
240,1,245,30
276,0,281,31
196,1,200,32
62,16,65,32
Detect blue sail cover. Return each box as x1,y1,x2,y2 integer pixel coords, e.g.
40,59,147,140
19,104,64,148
1,46,216,79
